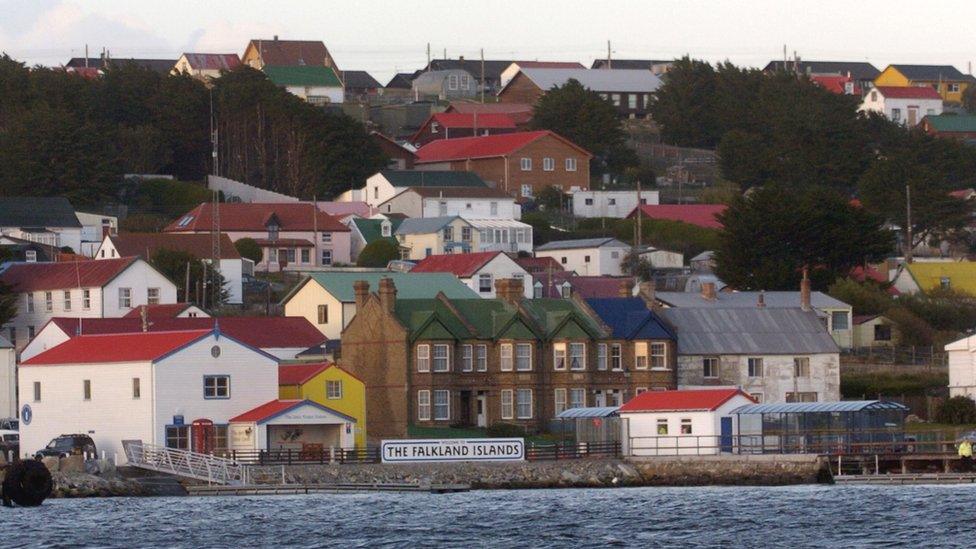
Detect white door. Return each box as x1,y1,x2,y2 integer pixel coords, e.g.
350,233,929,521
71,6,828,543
594,391,606,407
476,395,487,427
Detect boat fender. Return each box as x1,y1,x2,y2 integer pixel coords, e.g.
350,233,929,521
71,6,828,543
2,459,53,507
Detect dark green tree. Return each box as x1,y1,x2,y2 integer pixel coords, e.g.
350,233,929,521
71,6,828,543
357,239,399,267
149,248,228,307
648,57,721,147
964,85,976,114
234,237,263,263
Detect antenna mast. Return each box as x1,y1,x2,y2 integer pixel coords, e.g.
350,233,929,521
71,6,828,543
211,191,221,307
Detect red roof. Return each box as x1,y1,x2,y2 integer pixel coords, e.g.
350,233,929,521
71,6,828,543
108,233,241,259
278,362,331,385
513,256,567,274
164,202,348,233
181,53,241,71
445,102,534,125
810,74,861,95
0,257,138,292
949,188,975,199
619,389,754,413
414,131,591,163
49,316,326,349
22,330,210,365
432,113,517,130
122,303,201,320
410,251,502,277
875,86,942,100
534,273,632,298
629,205,727,229
849,265,899,295
229,399,303,423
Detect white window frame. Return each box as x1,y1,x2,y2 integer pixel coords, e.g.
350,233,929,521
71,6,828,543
680,418,693,435
597,343,607,370
26,293,34,313
119,287,132,309
326,380,343,399
416,344,430,372
569,343,585,371
543,157,555,171
635,341,648,370
500,343,514,371
147,287,160,305
516,388,533,419
433,344,451,372
418,390,431,421
565,158,577,171
610,343,622,371
554,388,567,416
748,357,764,378
433,390,450,420
650,342,668,370
476,344,487,371
45,291,53,312
569,388,586,410
521,184,533,198
520,157,532,171
82,289,91,310
448,74,459,90
501,389,514,420
516,343,532,371
553,342,567,371
479,274,493,293
794,357,811,378
461,344,473,372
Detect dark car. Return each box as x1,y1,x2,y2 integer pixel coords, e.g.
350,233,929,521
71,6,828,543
0,429,18,459
35,434,96,459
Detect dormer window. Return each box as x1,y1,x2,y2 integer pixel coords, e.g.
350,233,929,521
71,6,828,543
268,223,279,241
381,222,391,237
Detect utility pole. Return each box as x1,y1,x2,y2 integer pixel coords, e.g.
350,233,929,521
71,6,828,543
905,184,913,263
607,40,612,69
426,43,431,70
211,190,221,308
636,178,643,250
480,48,485,103
184,262,191,303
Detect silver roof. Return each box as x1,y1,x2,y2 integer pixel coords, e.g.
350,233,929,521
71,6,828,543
657,291,851,310
0,335,10,349
516,68,663,93
732,400,909,414
555,406,620,418
660,308,840,355
395,216,469,235
536,237,628,251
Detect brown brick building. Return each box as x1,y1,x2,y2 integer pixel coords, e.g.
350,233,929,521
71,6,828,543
497,68,663,119
339,278,675,440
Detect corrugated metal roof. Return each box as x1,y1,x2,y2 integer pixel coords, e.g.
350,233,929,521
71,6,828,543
516,68,662,93
396,216,468,235
656,291,850,310
536,237,627,251
555,406,619,418
732,400,909,414
464,218,532,229
659,308,840,355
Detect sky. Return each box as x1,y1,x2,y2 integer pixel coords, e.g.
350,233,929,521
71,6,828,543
1,0,975,83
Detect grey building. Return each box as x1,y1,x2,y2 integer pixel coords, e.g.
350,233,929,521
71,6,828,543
412,69,478,101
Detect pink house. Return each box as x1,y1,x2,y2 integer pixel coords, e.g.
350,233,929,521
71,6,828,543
164,202,351,271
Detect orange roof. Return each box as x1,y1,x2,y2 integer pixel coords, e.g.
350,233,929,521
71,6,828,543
619,389,754,412
410,251,502,277
0,257,137,292
122,303,200,320
628,205,727,229
21,330,211,365
875,86,942,100
414,131,591,163
278,362,331,385
229,399,356,423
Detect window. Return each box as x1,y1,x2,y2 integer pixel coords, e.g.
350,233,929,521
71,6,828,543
268,224,279,241
610,251,619,259
597,343,608,370
132,378,141,399
830,312,850,330
521,184,533,198
26,293,33,313
874,324,892,342
433,390,450,420
462,227,472,242
476,344,487,371
33,381,41,402
25,250,37,262
479,274,493,293
45,291,53,312
610,344,622,370
949,83,960,93
533,283,543,299
381,223,392,237
373,187,379,200
569,388,586,409
657,419,669,435
516,388,533,419
940,277,951,289
628,94,637,109
448,74,458,90
520,157,532,171
417,390,431,421
747,358,763,378
554,388,567,416
317,305,329,324
565,158,577,171
543,157,555,171
433,344,450,372
635,342,648,370
119,287,132,308
83,379,91,400
166,426,189,450
268,248,277,263
650,343,667,369
321,250,333,265
750,393,764,403
214,425,229,455
460,74,470,89
786,392,818,403
584,255,590,263
438,201,448,216
500,343,514,371
680,418,693,435
147,287,160,305
569,343,585,370
443,226,454,241
416,344,430,372
794,357,810,378
516,343,532,371
301,249,310,263
703,357,718,378
560,283,571,298
870,90,878,101
203,375,230,399
461,345,473,372
891,108,901,122
584,198,594,206
326,380,343,399
82,289,91,310
553,343,567,370
611,93,621,107
501,389,514,419
27,326,34,339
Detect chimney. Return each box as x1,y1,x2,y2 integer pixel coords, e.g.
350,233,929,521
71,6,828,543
638,281,656,304
353,280,370,309
273,35,279,42
495,278,524,305
701,282,716,301
102,224,111,239
800,268,811,311
140,305,149,332
618,279,633,298
757,291,766,308
378,277,397,313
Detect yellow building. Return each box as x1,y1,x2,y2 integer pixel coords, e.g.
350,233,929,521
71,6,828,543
874,64,974,103
278,362,367,447
892,261,976,295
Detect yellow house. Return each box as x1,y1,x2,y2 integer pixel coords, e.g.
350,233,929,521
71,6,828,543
891,261,976,295
874,64,974,103
278,362,367,447
395,216,480,260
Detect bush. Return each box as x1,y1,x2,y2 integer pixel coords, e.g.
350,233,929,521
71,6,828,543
884,306,935,347
841,371,948,399
936,396,976,425
827,278,892,316
357,239,399,268
234,237,263,263
120,213,172,233
486,422,526,438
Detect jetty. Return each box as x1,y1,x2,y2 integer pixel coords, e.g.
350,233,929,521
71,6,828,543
185,482,470,496
834,473,976,485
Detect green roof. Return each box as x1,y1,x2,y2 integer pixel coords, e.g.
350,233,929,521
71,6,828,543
300,272,478,302
264,65,342,87
380,170,488,188
352,218,402,244
923,114,976,133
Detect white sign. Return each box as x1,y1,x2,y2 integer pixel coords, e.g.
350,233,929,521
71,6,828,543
381,438,524,463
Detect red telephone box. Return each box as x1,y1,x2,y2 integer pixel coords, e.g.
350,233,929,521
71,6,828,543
191,418,215,454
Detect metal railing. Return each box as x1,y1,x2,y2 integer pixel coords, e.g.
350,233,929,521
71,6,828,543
525,441,621,461
627,432,964,457
224,447,380,465
122,440,246,485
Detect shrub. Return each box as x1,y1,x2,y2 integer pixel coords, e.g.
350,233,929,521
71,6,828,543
883,306,935,347
936,396,976,425
234,237,263,263
486,423,526,438
827,278,892,316
841,371,948,399
357,239,399,268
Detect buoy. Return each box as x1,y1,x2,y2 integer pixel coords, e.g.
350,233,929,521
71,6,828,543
2,459,53,507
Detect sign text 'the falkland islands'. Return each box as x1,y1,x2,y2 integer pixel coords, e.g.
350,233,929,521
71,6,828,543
381,438,525,463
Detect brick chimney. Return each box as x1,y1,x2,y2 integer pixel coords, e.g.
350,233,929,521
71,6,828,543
618,279,633,298
800,268,811,311
701,282,716,301
140,305,149,332
378,278,397,313
353,280,370,309
495,278,524,305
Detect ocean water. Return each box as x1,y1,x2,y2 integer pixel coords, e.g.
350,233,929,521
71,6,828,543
4,484,975,548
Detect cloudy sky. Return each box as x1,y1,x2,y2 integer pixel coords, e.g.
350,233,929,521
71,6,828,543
2,0,975,82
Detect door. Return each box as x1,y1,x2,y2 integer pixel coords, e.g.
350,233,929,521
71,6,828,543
908,107,918,126
459,391,472,426
191,419,215,454
720,417,733,453
476,393,487,427
594,391,606,407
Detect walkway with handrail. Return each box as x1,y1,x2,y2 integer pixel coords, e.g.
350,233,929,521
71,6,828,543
122,440,246,485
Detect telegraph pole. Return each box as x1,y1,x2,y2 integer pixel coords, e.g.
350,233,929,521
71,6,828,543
480,48,485,103
607,40,612,69
905,184,913,263
426,43,431,70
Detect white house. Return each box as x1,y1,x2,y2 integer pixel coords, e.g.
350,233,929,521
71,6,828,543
467,218,534,254
534,238,631,276
410,251,533,298
74,211,118,257
378,186,520,219
363,170,490,209
0,258,177,351
639,247,684,270
263,65,344,105
572,189,660,219
859,86,943,126
228,399,357,453
171,53,241,80
620,388,756,456
0,197,83,253
946,334,976,399
17,329,279,462
95,232,247,305
0,335,14,419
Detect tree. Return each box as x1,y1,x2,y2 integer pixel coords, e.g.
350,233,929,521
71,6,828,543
357,239,399,267
0,278,17,327
149,248,228,307
620,250,652,281
827,278,892,315
714,185,892,290
936,396,976,425
531,79,637,176
234,238,263,263
964,84,976,114
648,57,721,148
534,186,565,212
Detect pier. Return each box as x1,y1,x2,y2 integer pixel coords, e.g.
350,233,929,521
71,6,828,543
185,482,471,496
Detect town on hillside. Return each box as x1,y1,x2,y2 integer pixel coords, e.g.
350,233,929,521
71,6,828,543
4,34,976,492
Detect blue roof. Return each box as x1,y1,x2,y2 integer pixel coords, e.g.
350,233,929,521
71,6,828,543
732,400,910,414
585,298,675,340
556,406,620,418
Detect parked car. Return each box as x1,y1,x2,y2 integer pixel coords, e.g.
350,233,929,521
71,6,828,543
34,434,96,459
0,417,18,431
0,429,18,459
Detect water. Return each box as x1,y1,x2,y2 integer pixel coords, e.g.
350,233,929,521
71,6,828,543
5,484,975,547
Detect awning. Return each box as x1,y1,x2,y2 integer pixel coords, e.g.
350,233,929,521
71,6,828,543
732,400,909,414
555,406,620,419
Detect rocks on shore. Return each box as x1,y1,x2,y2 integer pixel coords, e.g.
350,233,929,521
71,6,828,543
0,457,145,498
